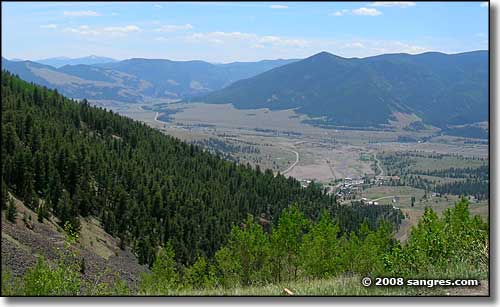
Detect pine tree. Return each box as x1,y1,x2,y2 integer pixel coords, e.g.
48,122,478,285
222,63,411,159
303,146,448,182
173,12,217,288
6,197,17,223
37,204,49,223
1,178,8,210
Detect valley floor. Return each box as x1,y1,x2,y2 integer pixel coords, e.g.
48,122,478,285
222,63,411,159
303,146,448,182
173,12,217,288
112,101,489,243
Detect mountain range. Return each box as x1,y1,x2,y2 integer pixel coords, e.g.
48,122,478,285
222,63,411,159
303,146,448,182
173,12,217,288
2,50,488,129
198,51,488,128
1,57,297,102
35,55,118,68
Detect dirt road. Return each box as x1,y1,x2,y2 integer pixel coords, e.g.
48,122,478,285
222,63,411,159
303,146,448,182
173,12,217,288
282,149,300,174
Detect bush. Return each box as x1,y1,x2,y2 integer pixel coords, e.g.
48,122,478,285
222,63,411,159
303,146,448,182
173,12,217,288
384,198,488,279
23,257,81,296
215,215,272,287
139,242,179,295
182,255,217,289
300,211,341,278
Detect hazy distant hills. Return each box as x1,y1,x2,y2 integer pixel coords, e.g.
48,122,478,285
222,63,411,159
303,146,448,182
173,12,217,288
1,57,297,102
96,58,298,99
1,57,144,102
35,55,118,68
200,51,488,128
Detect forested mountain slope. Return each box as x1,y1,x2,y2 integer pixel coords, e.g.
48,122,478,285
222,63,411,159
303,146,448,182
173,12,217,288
1,71,400,266
199,51,488,128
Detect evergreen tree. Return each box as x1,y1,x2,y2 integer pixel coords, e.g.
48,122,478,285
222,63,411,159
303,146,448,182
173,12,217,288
6,196,17,223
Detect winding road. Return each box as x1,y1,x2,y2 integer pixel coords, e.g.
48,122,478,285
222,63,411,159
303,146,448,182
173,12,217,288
370,195,413,202
373,153,384,176
282,149,300,175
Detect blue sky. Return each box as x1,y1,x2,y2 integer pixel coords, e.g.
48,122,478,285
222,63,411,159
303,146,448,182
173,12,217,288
2,1,489,63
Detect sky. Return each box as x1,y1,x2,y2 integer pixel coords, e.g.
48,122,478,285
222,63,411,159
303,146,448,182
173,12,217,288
1,1,489,63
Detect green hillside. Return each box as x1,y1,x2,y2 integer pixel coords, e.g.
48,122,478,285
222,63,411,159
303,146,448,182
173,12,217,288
1,71,399,266
199,51,488,128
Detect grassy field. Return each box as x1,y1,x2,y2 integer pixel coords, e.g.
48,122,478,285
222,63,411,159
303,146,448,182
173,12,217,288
170,275,487,296
359,185,488,242
361,185,488,216
409,155,486,173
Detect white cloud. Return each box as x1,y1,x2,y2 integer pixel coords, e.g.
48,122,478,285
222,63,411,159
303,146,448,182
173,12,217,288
331,8,382,17
186,31,309,48
330,9,349,16
259,35,309,47
40,24,57,29
63,24,140,37
269,5,288,9
344,42,365,48
111,12,119,16
366,40,428,54
352,7,382,16
154,24,194,32
103,25,141,36
370,2,416,8
63,10,101,17
63,25,100,36
187,31,253,44
155,37,169,41
480,2,488,7
154,4,163,9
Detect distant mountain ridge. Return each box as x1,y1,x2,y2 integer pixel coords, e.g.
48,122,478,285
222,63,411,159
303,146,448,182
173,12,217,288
1,56,298,102
35,55,118,68
198,50,488,128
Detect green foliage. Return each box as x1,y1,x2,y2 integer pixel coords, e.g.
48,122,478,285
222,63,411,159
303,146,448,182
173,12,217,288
300,211,341,278
342,221,394,276
22,257,81,296
139,242,179,295
385,198,488,279
215,215,272,286
63,221,80,245
183,255,217,290
2,260,131,296
1,268,21,296
36,203,49,223
6,196,17,223
86,273,131,296
1,178,8,210
270,205,309,282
